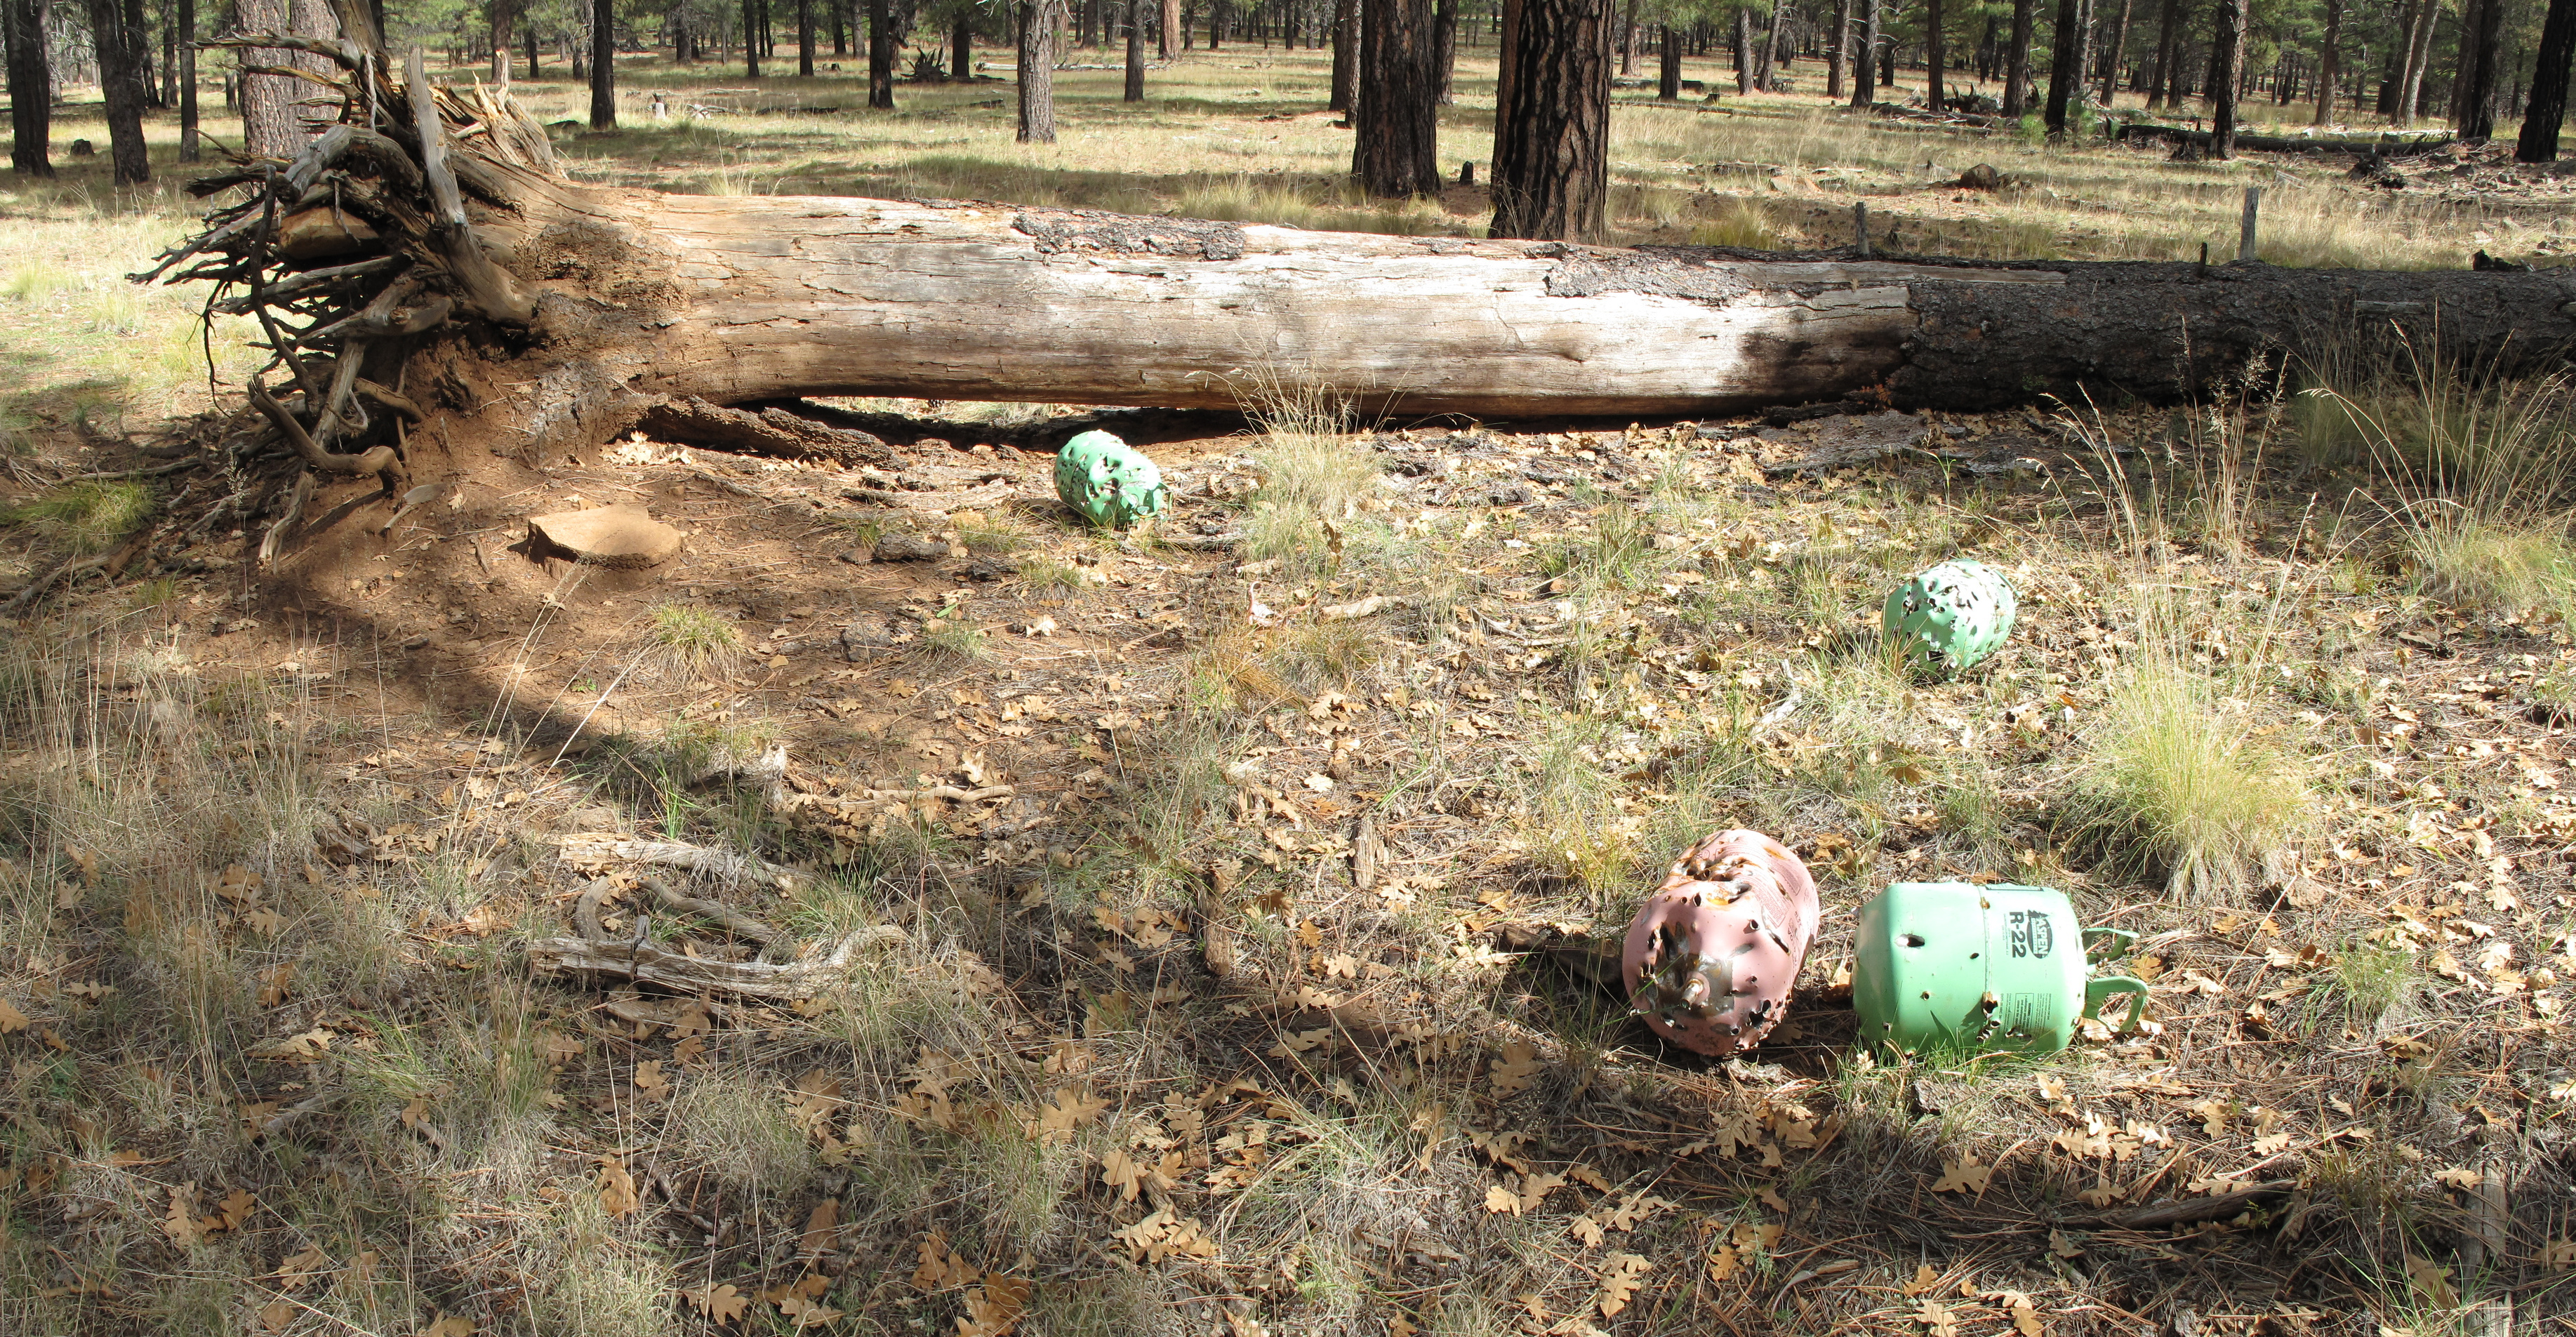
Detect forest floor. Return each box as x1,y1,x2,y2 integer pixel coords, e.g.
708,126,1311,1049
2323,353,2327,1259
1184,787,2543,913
1,44,2574,1337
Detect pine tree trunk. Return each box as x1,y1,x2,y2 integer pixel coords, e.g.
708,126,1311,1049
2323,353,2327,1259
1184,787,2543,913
1828,0,1851,98
2313,0,2340,123
1850,0,1878,105
2518,0,2575,159
1618,0,1633,73
1327,0,1354,109
2003,0,2034,114
868,0,894,106
1018,0,1058,142
1160,0,1179,57
1659,22,1680,98
2457,0,2503,139
1923,0,1943,109
6,0,51,175
1732,8,1751,93
1353,0,1438,196
1434,0,1456,103
2099,0,2131,104
286,0,343,138
1125,0,1144,97
2143,0,2184,108
86,0,152,182
176,0,198,159
797,0,813,74
591,0,616,124
953,13,971,77
744,0,761,73
1753,0,1777,89
236,0,301,157
2449,0,2484,125
2208,0,2245,154
2396,0,2434,127
1489,0,1607,240
2043,0,2080,132
491,0,514,87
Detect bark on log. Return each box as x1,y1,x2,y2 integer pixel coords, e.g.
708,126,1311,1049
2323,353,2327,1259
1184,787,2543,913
449,168,2576,453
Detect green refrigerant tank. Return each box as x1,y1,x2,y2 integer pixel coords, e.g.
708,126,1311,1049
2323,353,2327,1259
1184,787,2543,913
1883,559,2017,672
1054,430,1167,530
1853,882,2149,1056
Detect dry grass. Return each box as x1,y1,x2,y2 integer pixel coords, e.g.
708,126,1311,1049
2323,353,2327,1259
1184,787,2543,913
641,600,749,684
5,48,2576,1337
2075,651,2314,898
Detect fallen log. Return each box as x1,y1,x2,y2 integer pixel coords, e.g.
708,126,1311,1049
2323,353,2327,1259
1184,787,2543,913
2112,121,2455,156
418,172,2576,445
145,38,2576,514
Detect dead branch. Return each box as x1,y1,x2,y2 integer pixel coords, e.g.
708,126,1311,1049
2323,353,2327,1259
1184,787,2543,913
638,874,780,945
526,926,906,999
556,834,807,891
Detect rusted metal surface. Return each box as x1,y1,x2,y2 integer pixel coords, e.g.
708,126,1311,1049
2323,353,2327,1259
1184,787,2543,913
1621,829,1821,1057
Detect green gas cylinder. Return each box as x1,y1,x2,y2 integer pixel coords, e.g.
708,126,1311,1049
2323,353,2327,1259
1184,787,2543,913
1883,559,2017,672
1853,882,2148,1056
1054,430,1167,530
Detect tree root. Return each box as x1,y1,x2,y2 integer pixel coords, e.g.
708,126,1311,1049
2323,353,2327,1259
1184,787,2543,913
246,380,400,491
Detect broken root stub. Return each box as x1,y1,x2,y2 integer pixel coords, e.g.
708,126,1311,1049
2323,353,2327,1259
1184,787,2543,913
1621,829,1820,1057
1883,559,2017,672
527,503,685,569
1054,430,1167,529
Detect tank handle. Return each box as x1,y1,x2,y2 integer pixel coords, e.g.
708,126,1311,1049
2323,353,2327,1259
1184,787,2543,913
2081,926,2137,962
2083,976,2149,1032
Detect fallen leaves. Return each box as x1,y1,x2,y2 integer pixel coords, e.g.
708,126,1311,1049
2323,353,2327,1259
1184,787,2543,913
1487,1040,1543,1097
682,1283,750,1326
1112,1206,1219,1263
597,1157,640,1216
912,1230,980,1291
1930,1152,1993,1196
1482,1170,1565,1216
1595,1252,1650,1317
1032,1087,1109,1143
908,1229,1033,1334
2403,1253,2457,1308
960,1273,1032,1336
1917,1299,1958,1336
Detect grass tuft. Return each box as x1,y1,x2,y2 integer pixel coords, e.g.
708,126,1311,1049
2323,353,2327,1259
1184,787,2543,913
1,479,155,554
918,613,992,662
2075,657,2310,898
641,601,747,684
